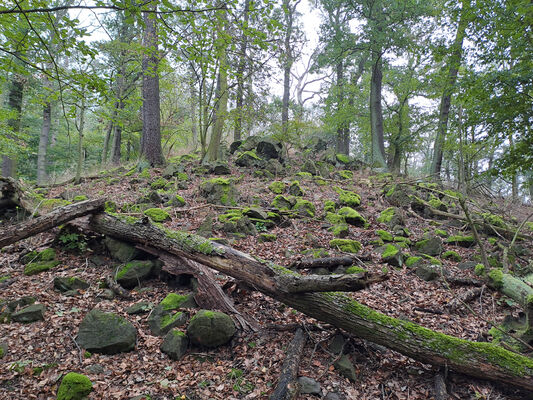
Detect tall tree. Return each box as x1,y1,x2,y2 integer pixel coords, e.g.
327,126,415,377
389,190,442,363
233,0,250,142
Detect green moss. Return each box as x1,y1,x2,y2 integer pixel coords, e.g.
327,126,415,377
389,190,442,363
338,207,366,226
376,230,393,242
320,293,533,377
324,200,336,213
405,256,422,267
258,233,277,242
442,250,461,261
57,372,92,400
421,254,442,266
268,181,285,194
160,293,189,311
329,239,362,253
336,153,350,164
338,170,353,180
377,207,395,224
393,236,411,244
296,172,313,178
271,195,293,210
237,149,261,160
144,208,171,222
434,229,448,237
218,209,243,223
151,177,169,190
346,266,367,274
73,195,88,202
159,226,224,256
289,181,304,196
38,248,56,261
172,330,186,337
475,264,485,276
314,178,327,186
302,248,329,258
161,311,185,329
24,260,60,276
330,224,349,237
382,244,399,258
176,172,188,181
0,275,10,283
104,201,117,213
42,198,71,210
480,212,507,228
325,212,345,225
293,199,315,218
428,196,446,210
335,188,361,207
446,235,475,246
488,268,504,288
0,346,4,358
138,169,151,179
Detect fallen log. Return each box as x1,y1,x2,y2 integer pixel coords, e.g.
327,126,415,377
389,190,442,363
278,272,388,293
290,256,357,269
0,199,105,249
270,328,307,400
89,213,533,392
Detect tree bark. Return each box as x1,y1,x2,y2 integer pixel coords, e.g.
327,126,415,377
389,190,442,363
234,0,250,142
270,328,307,400
281,0,298,137
2,72,25,178
141,2,163,166
75,94,86,184
89,213,533,392
0,199,104,248
370,50,387,169
37,98,51,186
430,0,469,179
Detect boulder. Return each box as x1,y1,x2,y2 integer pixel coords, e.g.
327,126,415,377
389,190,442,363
329,239,362,254
414,236,443,257
210,162,231,175
243,207,268,220
235,150,264,168
54,277,90,293
415,263,440,281
334,354,357,382
24,260,60,276
160,329,189,360
229,140,243,154
115,260,155,289
11,304,45,323
293,199,315,218
148,294,192,336
288,181,304,197
77,309,136,354
126,301,154,315
379,244,403,267
162,163,184,178
104,237,140,262
56,372,92,400
338,207,366,227
265,159,284,175
187,310,236,347
199,178,239,206
256,138,283,160
298,376,321,395
301,160,318,175
446,235,476,248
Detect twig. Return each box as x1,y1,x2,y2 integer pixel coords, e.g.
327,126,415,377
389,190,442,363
458,196,489,268
503,212,533,272
68,332,83,364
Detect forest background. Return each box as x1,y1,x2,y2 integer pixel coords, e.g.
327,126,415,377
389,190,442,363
0,0,531,201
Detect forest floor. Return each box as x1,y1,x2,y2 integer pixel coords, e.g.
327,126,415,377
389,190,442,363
1,153,532,400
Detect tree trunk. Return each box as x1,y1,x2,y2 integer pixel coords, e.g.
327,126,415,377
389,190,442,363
336,60,348,154
75,95,86,184
37,99,51,186
89,213,533,392
101,118,114,165
205,7,229,163
2,73,25,178
370,51,387,169
111,124,122,164
281,0,296,137
0,199,104,248
430,0,469,179
141,2,163,166
234,0,250,142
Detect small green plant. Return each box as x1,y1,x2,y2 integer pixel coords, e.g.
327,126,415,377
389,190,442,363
255,221,267,232
58,232,87,252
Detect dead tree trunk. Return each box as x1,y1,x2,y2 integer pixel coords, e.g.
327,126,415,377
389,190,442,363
0,199,105,248
270,328,307,400
89,213,533,392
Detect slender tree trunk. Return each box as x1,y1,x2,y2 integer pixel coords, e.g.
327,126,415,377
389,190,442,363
37,98,51,185
430,0,469,179
281,0,296,137
75,95,86,184
369,51,387,168
101,116,115,165
457,105,466,191
141,2,163,166
189,77,198,149
336,60,347,154
111,124,122,164
205,6,229,162
234,0,250,142
2,73,25,178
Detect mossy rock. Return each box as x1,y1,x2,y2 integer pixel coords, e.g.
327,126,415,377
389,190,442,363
301,160,318,175
73,195,88,202
187,310,236,347
21,248,56,264
335,153,350,164
442,250,461,262
222,216,257,237
54,277,90,293
379,244,403,267
302,248,329,258
144,208,171,222
258,233,277,243
126,301,154,315
376,230,393,242
329,223,350,238
295,172,313,179
150,177,170,190
414,236,443,257
268,181,286,194
0,341,7,358
405,256,423,268
115,260,155,289
288,181,304,196
148,294,194,336
162,162,184,178
161,293,197,310
57,372,92,400
428,196,448,212
446,235,475,248
434,229,448,238
271,195,294,210
104,237,140,262
324,200,336,213
335,188,361,207
160,329,189,360
24,260,60,276
376,207,403,227
337,170,353,180
346,266,367,274
415,264,440,281
329,239,361,254
338,207,366,227
77,309,137,354
235,150,264,168
325,212,344,225
167,195,186,207
199,178,239,206
293,199,315,218
11,304,46,323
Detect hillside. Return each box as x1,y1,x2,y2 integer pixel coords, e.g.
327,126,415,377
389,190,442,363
1,145,533,400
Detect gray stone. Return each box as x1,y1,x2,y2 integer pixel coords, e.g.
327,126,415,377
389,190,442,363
265,159,284,175
235,151,264,168
85,364,106,375
187,310,236,347
324,392,342,400
54,276,90,293
257,138,283,160
162,163,184,178
298,376,321,395
7,296,35,312
288,182,304,196
415,264,440,281
210,162,231,175
301,160,318,175
243,207,268,220
328,334,346,355
77,309,136,354
334,354,357,382
126,301,153,315
160,330,189,360
148,305,188,337
199,179,239,206
196,214,215,238
229,140,243,154
0,341,8,358
11,304,45,323
457,261,478,271
115,260,154,289
104,237,140,262
414,236,443,257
